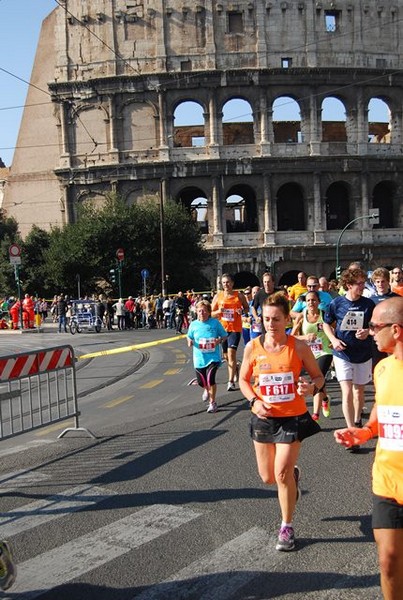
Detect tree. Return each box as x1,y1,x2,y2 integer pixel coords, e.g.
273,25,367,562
43,194,211,296
0,209,20,296
19,226,51,296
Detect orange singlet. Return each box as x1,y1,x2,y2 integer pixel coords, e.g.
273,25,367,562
372,356,403,504
250,335,307,418
216,291,243,333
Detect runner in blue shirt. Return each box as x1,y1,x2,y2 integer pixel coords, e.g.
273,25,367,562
187,300,227,413
323,268,374,450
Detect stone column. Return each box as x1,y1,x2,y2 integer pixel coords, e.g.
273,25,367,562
361,172,371,242
59,101,71,168
309,94,321,155
208,96,220,158
158,90,169,160
313,172,325,244
108,97,119,161
263,173,276,245
259,92,271,156
357,90,369,154
211,177,223,246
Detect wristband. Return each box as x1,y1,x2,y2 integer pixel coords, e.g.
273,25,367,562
363,424,376,439
248,397,258,409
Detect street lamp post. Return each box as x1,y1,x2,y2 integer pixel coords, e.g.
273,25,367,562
160,179,167,296
335,209,379,276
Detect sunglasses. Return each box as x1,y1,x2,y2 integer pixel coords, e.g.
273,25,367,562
368,322,403,333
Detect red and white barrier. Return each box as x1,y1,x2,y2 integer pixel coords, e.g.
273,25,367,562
0,347,73,382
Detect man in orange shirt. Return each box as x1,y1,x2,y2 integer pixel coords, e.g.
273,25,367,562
334,296,403,600
390,267,403,297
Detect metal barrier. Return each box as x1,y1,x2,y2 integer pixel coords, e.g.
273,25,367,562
0,344,95,440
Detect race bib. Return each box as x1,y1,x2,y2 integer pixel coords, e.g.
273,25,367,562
198,338,215,352
251,322,262,333
308,338,323,357
340,310,364,331
222,308,234,322
259,371,295,404
378,405,403,451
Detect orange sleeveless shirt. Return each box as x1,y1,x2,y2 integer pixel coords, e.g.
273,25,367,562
250,335,307,418
216,291,243,333
372,356,403,504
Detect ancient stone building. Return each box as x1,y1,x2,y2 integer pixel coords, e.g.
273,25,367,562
4,0,403,288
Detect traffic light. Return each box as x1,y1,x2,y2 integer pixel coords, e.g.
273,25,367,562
336,266,342,279
109,268,116,284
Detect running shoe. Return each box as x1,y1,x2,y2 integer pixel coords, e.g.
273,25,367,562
227,381,236,391
0,541,16,591
321,396,331,418
294,465,301,502
202,389,209,402
207,402,218,413
312,413,319,421
354,419,362,428
275,526,295,551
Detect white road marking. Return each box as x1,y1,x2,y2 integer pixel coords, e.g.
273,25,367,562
4,504,201,599
0,484,116,537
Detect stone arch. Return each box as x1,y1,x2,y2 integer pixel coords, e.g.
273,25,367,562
119,100,158,151
172,100,206,147
176,186,209,233
321,97,347,142
71,104,109,157
276,183,305,230
372,181,396,228
368,98,391,143
325,181,351,230
233,271,260,289
222,98,254,145
272,96,302,143
225,183,258,232
278,270,300,287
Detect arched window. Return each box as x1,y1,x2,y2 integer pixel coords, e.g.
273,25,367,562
225,185,258,232
177,187,209,233
372,181,395,228
368,98,390,143
173,101,205,147
276,183,305,230
325,182,350,230
321,97,347,142
222,98,254,145
272,97,302,143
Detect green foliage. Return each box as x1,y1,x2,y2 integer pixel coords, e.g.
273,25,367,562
0,209,21,296
40,194,211,296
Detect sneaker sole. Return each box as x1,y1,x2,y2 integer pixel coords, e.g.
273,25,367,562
275,541,295,552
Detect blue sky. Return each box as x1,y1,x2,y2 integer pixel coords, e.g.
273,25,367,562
0,0,56,166
0,1,388,168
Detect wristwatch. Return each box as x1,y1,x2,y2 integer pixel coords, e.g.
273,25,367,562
248,397,258,409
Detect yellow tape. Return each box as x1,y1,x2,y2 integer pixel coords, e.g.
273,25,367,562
77,334,186,360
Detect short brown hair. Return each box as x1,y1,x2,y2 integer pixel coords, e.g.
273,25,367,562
371,267,390,282
262,291,290,317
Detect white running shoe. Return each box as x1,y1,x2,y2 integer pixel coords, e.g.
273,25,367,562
207,402,218,413
202,389,209,402
227,381,236,391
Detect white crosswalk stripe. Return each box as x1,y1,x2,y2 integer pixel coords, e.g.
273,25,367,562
0,484,116,538
134,526,274,600
3,504,202,599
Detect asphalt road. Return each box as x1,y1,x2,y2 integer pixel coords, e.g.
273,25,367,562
0,323,381,599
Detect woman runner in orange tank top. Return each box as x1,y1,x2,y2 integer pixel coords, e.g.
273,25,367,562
239,292,324,552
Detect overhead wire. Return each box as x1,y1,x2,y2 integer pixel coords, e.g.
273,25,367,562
0,1,401,156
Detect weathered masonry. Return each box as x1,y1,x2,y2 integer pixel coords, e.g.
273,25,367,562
4,0,403,286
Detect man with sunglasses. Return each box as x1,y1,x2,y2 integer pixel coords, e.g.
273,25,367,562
323,268,375,444
334,296,403,600
290,275,333,320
